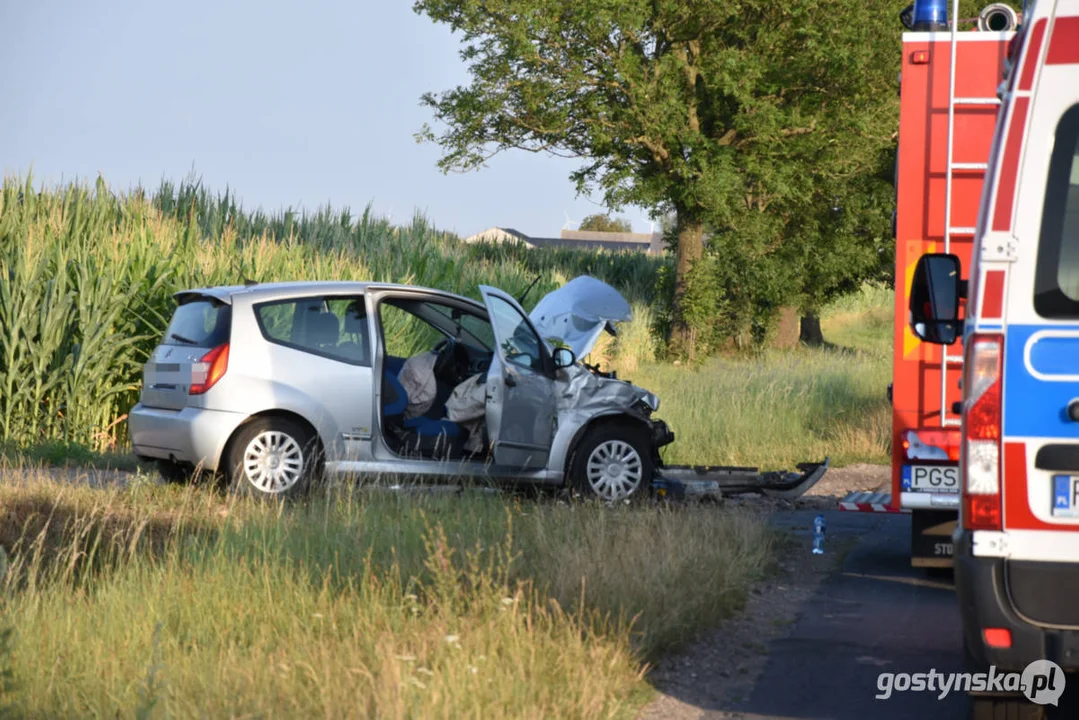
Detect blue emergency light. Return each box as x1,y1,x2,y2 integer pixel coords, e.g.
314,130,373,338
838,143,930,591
912,0,949,30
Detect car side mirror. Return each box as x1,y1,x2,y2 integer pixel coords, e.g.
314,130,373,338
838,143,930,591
552,347,576,369
899,3,915,30
909,253,964,345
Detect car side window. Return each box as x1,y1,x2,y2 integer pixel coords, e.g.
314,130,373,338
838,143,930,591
379,302,446,359
254,296,370,366
487,296,544,371
1034,103,1079,317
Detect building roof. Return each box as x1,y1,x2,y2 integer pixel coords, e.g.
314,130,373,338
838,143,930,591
463,226,667,254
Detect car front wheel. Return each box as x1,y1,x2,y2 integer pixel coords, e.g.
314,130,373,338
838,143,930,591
569,424,654,502
226,417,320,498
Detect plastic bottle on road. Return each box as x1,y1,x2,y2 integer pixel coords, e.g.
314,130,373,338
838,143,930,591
812,514,826,555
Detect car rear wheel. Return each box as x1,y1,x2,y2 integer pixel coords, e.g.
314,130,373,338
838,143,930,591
226,417,320,498
570,424,653,502
157,459,194,485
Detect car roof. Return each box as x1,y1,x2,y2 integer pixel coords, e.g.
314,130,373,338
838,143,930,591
173,280,483,307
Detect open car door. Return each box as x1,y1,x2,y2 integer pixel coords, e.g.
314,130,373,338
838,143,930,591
479,286,557,469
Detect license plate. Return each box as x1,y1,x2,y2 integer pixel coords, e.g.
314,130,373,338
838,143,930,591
1052,476,1079,517
902,465,959,493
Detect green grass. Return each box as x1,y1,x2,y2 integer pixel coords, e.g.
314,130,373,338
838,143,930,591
630,282,894,469
820,281,893,356
0,469,774,718
0,440,146,472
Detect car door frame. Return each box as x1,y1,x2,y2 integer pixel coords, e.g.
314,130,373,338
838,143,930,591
363,287,492,469
478,285,558,470
245,291,376,467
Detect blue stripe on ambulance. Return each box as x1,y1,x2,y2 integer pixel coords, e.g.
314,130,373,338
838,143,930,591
1002,324,1079,440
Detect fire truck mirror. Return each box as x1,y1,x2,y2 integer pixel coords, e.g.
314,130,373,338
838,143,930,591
909,253,962,346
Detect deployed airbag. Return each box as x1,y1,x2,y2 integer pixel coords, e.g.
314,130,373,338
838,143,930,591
398,350,438,419
446,373,486,453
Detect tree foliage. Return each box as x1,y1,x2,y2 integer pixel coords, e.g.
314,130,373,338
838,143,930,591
578,214,633,233
414,0,911,355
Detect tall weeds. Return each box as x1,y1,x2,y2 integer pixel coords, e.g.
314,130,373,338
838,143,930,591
0,475,771,718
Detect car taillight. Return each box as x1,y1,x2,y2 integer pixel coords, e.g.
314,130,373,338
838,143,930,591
189,343,229,395
962,334,1003,531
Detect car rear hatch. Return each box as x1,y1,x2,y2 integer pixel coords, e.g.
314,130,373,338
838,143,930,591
140,292,233,411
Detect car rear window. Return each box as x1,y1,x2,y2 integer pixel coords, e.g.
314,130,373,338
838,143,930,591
163,299,232,348
1034,103,1079,318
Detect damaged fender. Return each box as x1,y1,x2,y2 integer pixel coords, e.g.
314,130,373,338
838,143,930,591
546,363,672,476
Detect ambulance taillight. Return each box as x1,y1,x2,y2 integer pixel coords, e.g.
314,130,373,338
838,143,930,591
962,334,1004,531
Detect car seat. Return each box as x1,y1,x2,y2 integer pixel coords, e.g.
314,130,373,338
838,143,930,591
307,311,341,352
381,354,467,459
337,301,370,364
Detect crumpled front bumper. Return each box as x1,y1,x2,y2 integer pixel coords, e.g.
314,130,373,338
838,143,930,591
651,419,675,450
652,458,830,501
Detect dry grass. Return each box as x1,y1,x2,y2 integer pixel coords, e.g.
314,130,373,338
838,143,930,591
0,466,774,718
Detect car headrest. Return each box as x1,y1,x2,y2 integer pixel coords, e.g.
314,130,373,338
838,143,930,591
307,312,340,347
343,308,366,336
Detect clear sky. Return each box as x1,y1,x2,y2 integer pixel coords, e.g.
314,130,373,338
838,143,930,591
0,0,653,239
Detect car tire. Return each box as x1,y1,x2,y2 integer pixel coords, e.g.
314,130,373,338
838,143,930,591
964,637,1047,720
569,423,654,502
969,697,1046,720
225,417,321,498
156,459,192,485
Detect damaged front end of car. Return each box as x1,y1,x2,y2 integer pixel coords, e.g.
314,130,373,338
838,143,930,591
530,275,826,501
553,361,675,462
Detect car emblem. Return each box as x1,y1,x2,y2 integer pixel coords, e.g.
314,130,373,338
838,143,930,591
164,348,173,359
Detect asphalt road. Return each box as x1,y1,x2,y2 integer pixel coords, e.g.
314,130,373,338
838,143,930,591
710,510,1078,719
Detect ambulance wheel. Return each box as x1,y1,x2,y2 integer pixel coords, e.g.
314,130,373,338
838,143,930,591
569,424,653,502
964,637,1046,720
968,697,1045,720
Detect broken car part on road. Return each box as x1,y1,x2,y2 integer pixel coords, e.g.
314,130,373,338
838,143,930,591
653,459,830,501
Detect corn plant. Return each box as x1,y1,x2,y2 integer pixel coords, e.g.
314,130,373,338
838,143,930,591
0,174,668,451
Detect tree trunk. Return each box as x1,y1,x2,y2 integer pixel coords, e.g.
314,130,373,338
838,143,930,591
772,306,800,349
669,211,704,360
799,313,824,346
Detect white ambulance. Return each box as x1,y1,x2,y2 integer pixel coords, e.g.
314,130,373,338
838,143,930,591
908,0,1079,713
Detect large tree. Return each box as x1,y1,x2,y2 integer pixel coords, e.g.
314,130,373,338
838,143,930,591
414,0,903,355
578,213,633,233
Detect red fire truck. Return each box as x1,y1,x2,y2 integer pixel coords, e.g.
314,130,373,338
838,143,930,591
841,3,1018,567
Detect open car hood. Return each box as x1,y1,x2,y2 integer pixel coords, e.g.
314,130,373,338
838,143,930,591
528,276,633,358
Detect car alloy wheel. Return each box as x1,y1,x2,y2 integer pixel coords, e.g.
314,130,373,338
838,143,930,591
585,438,644,501
242,430,305,494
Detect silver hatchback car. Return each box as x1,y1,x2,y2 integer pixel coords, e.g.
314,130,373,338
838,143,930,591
128,278,675,500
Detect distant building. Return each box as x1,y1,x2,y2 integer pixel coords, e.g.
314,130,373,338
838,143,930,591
463,226,668,256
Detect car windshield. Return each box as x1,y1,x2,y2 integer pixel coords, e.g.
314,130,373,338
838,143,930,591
425,303,494,351
384,299,493,354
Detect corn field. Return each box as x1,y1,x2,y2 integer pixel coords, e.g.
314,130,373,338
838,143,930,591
0,175,667,451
